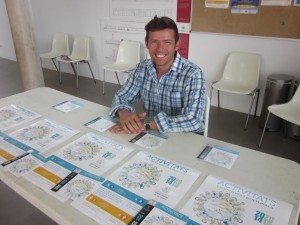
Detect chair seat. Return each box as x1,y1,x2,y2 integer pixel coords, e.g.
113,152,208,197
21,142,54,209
268,103,300,126
56,56,84,63
212,80,256,94
102,63,137,72
40,51,61,59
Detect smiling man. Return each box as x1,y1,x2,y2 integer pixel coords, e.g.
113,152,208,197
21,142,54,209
109,16,206,134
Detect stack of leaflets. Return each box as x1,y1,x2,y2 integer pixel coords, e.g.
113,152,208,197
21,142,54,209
0,104,41,131
9,119,80,153
84,116,117,132
52,100,81,113
198,144,239,169
130,131,168,150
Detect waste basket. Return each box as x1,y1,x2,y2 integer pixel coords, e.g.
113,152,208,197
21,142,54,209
286,78,300,140
259,74,294,131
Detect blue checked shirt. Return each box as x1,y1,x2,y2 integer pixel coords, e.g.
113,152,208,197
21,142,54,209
109,52,206,133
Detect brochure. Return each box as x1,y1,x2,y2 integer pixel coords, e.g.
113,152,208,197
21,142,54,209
52,100,81,113
197,144,239,169
9,119,80,153
181,175,293,225
128,199,189,225
23,155,104,202
84,116,117,132
0,134,34,164
0,104,41,131
2,150,47,178
104,151,201,207
52,132,134,175
71,179,147,225
130,131,168,150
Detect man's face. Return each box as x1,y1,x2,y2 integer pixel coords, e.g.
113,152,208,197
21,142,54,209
146,28,179,72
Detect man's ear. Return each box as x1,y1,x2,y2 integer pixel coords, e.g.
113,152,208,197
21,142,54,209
175,38,180,51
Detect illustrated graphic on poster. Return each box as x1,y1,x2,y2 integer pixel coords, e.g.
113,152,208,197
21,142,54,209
205,0,230,8
2,152,47,178
105,151,201,207
129,199,189,225
181,175,293,225
53,133,134,175
130,131,168,150
85,116,117,132
9,119,80,153
0,104,41,131
197,144,239,169
231,0,259,14
52,100,81,113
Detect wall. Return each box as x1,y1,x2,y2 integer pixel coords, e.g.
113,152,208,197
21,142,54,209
1,0,300,115
0,0,16,60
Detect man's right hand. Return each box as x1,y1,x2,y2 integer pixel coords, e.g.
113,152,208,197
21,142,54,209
115,109,147,134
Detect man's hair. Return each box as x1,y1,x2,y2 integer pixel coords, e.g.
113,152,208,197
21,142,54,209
145,16,179,43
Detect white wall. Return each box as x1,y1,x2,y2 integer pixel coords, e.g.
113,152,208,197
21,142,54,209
1,0,300,115
0,0,16,60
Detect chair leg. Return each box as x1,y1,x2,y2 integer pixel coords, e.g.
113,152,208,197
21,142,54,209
115,72,121,87
244,91,257,130
70,63,77,75
76,62,79,89
58,61,62,84
254,89,260,118
217,90,220,109
102,70,106,95
86,61,96,84
51,58,59,73
259,111,271,147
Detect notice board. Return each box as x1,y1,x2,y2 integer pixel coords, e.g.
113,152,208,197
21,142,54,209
191,0,300,39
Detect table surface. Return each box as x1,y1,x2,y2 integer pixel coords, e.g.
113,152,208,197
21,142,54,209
0,87,299,225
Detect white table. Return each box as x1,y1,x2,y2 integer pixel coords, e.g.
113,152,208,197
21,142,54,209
0,87,299,225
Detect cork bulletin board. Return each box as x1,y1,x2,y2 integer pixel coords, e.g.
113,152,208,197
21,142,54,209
191,0,300,39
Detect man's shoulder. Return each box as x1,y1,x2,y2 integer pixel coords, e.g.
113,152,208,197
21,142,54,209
178,56,202,74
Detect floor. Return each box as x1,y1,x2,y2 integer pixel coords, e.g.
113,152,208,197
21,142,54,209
0,58,299,225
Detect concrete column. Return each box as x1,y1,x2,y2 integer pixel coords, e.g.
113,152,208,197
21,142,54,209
5,0,44,90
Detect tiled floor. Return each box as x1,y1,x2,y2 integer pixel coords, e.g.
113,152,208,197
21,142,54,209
0,58,299,225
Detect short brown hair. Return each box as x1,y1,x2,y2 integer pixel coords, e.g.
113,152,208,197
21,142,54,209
145,16,179,43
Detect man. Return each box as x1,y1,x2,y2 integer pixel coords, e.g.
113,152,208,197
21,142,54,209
109,16,206,134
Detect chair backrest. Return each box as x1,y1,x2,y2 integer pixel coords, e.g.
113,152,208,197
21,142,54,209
222,52,261,88
116,40,141,65
70,35,90,60
52,33,70,55
204,95,210,137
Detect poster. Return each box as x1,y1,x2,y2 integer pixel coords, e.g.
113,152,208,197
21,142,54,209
181,175,293,225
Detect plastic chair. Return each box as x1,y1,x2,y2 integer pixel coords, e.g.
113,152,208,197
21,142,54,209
102,40,140,94
258,86,300,147
40,33,70,72
56,35,96,89
204,95,210,137
210,52,261,130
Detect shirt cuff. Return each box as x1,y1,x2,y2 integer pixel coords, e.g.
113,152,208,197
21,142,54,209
109,106,136,117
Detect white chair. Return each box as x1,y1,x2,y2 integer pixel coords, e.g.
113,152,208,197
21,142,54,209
258,86,300,147
210,52,261,130
204,95,210,137
40,33,70,72
102,40,141,94
56,35,96,89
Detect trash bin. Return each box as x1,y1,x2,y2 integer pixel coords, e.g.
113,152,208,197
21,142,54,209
286,78,300,140
259,74,294,131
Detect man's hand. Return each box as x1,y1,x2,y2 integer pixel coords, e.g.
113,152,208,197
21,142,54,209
109,109,147,134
